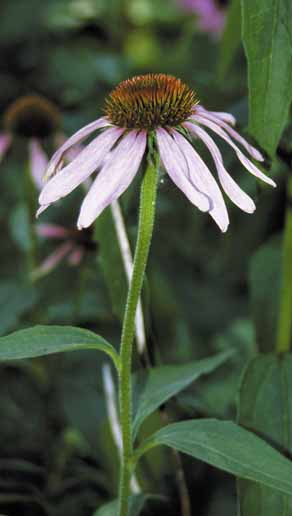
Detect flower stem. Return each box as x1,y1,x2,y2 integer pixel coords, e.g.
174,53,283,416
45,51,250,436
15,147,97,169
118,153,159,516
112,196,191,514
111,200,146,355
276,175,292,353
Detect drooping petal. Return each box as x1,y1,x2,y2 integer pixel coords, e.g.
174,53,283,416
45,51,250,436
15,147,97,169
156,128,211,212
36,223,71,239
172,130,229,232
46,117,110,178
39,127,124,207
195,105,236,126
67,247,84,266
193,110,264,161
185,122,256,213
36,204,50,218
54,132,84,163
31,241,74,279
29,139,49,190
193,115,276,187
0,133,12,161
77,131,147,229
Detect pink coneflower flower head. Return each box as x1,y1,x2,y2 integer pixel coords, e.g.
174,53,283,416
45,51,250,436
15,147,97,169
180,0,227,37
1,95,61,186
37,74,275,233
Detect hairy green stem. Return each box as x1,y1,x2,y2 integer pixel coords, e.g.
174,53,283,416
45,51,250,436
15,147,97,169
276,175,292,353
118,155,158,516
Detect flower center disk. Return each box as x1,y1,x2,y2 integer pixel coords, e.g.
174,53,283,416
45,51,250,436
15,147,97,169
105,74,197,129
4,95,60,139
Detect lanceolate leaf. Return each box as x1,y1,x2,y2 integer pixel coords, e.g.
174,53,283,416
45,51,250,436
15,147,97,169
132,350,233,439
135,419,292,496
238,354,292,515
0,325,119,369
241,0,292,155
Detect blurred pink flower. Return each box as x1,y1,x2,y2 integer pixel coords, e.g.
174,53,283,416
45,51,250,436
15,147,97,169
0,95,61,185
0,134,12,162
37,74,275,234
180,0,227,37
0,95,97,278
32,223,95,279
29,138,49,189
30,140,93,278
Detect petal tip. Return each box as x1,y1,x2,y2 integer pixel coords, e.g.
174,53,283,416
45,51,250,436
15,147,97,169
36,207,43,219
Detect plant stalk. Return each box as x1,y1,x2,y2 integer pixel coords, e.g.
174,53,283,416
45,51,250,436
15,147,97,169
118,154,159,516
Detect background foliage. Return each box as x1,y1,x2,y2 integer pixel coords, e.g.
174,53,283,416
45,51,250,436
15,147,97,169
0,0,291,515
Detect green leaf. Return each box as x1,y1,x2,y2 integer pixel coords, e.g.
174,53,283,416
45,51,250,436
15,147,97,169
241,0,292,155
249,236,281,352
94,207,128,322
94,494,153,516
0,326,119,370
178,320,256,417
132,350,233,439
135,419,292,497
238,354,292,515
218,0,241,80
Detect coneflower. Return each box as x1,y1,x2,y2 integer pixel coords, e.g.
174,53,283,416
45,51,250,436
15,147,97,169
0,94,61,186
37,73,275,233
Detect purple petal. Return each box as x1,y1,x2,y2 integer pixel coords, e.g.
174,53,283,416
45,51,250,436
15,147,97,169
32,241,74,279
54,132,84,163
39,127,124,207
36,223,71,239
193,115,276,187
193,110,264,161
0,133,11,161
29,139,49,190
185,122,256,214
181,0,226,36
172,130,229,232
195,105,236,126
156,128,211,212
67,247,84,266
77,131,147,229
46,117,109,178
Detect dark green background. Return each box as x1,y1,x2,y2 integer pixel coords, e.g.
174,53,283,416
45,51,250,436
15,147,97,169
0,0,288,515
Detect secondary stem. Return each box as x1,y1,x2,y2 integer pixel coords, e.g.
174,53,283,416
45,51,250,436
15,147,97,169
25,164,38,275
276,175,292,353
118,153,159,516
